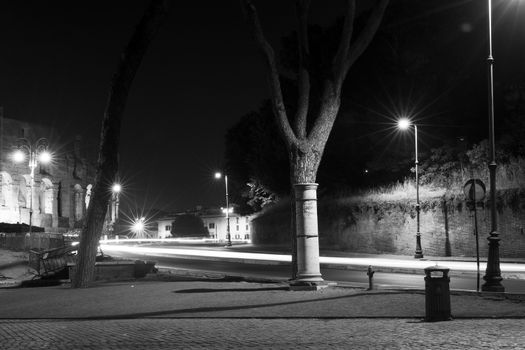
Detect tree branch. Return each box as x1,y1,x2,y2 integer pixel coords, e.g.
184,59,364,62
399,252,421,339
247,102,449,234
307,81,340,145
343,0,389,78
332,0,356,89
294,0,311,139
242,0,298,147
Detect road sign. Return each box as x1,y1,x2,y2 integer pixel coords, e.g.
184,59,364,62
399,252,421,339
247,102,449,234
463,178,485,292
463,179,486,202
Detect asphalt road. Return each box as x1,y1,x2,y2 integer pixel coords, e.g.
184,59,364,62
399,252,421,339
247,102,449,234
103,247,525,293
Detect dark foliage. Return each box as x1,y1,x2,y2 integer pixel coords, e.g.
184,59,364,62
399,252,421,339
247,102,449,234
226,0,525,211
171,214,208,237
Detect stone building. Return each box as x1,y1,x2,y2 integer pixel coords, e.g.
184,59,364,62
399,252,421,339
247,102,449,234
0,108,96,232
157,207,252,243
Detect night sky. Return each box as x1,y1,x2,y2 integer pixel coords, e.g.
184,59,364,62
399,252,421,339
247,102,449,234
1,1,524,215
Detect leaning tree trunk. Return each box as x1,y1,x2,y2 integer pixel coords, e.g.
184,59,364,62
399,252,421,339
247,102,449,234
72,0,168,288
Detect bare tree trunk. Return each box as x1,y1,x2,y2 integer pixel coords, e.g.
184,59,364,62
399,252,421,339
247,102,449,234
243,0,389,285
290,146,323,283
72,0,168,288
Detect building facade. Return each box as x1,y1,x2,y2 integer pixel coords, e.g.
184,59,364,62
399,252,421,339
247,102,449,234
0,109,96,232
157,208,252,243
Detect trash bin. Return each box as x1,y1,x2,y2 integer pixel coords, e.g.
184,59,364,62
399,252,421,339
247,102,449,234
424,265,452,322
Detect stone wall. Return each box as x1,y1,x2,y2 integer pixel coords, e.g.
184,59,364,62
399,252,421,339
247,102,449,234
251,190,525,258
0,232,65,251
0,112,96,231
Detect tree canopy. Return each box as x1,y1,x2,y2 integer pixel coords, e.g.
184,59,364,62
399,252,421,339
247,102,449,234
226,0,525,212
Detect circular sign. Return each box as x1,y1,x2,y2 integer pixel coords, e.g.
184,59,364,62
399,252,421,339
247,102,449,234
463,179,486,202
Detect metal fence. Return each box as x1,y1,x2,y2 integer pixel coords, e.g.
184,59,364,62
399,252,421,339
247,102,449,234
0,232,65,251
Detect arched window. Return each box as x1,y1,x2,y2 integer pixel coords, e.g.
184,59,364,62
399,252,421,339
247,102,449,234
0,171,13,208
74,184,84,221
18,175,30,208
85,184,93,209
40,178,53,214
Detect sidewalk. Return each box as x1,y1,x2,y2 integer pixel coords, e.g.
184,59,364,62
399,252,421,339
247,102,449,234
2,248,525,349
1,248,524,319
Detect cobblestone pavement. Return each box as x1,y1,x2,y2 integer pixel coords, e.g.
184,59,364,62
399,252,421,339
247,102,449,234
1,318,525,349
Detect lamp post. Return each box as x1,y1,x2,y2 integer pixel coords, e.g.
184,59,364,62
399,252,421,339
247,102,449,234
11,138,51,236
214,172,232,247
398,118,423,259
108,183,121,237
482,0,504,292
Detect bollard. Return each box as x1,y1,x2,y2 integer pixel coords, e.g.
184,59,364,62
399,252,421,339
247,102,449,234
367,265,375,290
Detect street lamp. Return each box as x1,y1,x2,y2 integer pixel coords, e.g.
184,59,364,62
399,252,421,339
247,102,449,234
214,172,232,247
132,217,145,237
398,118,423,259
11,138,51,236
482,0,504,292
108,183,121,236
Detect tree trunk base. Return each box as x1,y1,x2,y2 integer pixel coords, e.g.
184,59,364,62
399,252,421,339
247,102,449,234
289,280,336,291
294,183,323,284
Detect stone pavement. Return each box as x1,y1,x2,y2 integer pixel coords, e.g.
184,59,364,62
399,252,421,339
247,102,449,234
2,319,525,349
1,269,525,349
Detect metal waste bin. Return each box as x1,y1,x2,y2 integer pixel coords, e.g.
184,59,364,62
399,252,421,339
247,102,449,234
424,265,452,322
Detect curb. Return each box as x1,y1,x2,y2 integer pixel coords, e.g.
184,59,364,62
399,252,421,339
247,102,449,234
152,267,525,302
150,252,525,279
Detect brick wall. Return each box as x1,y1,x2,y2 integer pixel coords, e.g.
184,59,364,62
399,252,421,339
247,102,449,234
252,190,525,258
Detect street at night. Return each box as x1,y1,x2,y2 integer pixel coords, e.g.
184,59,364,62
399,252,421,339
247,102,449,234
2,0,525,348
100,241,525,293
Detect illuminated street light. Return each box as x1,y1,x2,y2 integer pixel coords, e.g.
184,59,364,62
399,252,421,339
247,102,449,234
222,207,233,214
11,137,51,236
107,183,121,237
482,0,504,292
214,171,232,247
112,183,122,194
132,217,146,237
398,118,423,259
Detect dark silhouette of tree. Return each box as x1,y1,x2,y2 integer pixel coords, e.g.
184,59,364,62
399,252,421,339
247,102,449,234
500,75,525,157
171,215,208,237
233,0,510,201
72,0,168,288
225,100,289,210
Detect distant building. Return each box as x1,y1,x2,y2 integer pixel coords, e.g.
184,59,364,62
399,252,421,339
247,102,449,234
0,108,96,232
157,207,252,243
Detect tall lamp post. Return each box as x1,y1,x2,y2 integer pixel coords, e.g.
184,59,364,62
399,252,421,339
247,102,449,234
214,172,232,247
108,183,121,237
11,138,51,236
398,118,423,259
482,0,504,292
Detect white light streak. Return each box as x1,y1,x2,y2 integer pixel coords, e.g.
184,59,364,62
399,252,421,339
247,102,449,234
98,241,525,274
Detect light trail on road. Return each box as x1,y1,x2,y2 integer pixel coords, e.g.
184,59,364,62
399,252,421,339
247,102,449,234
100,243,525,275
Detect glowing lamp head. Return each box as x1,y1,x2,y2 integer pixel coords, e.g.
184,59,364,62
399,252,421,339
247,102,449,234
214,172,222,179
112,183,122,193
398,118,411,130
132,218,145,233
12,149,26,163
38,151,51,164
